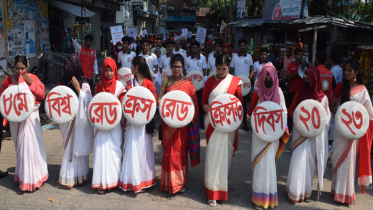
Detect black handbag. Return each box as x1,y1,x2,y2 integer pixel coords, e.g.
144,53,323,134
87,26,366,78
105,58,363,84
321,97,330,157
158,77,170,140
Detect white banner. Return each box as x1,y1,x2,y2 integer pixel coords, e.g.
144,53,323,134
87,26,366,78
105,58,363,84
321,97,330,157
195,27,207,44
128,28,137,40
110,25,124,45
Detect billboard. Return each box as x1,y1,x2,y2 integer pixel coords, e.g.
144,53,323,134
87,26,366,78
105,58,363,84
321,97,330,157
237,0,246,19
262,0,302,21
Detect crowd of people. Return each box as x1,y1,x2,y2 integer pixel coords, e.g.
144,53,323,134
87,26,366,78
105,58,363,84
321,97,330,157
0,30,372,210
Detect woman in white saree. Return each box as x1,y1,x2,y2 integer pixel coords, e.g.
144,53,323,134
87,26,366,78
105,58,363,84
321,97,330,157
0,55,48,191
248,63,289,210
286,66,331,203
58,54,93,188
119,56,157,193
201,54,243,207
92,58,125,194
330,59,373,205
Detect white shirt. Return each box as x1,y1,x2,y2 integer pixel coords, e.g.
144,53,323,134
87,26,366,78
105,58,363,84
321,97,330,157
208,51,215,60
72,38,98,75
186,54,207,73
208,55,219,75
140,52,158,72
173,48,187,61
159,54,172,70
118,51,136,68
230,53,253,77
253,61,272,80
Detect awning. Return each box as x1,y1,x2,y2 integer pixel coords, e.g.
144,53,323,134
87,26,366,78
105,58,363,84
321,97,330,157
49,0,95,17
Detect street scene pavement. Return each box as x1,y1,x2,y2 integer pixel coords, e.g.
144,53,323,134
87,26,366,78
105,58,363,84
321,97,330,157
0,114,372,210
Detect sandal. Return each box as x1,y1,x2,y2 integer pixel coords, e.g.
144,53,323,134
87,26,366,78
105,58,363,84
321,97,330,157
208,200,217,207
255,205,264,210
97,188,105,194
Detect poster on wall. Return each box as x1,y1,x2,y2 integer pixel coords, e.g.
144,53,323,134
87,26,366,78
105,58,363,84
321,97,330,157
0,0,4,23
10,0,38,25
7,26,24,57
40,19,50,52
262,0,302,21
237,0,246,18
196,27,207,44
24,20,35,57
0,26,5,56
110,25,124,45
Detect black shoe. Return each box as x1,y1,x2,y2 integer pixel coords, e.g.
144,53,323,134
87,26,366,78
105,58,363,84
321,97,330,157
200,123,205,129
243,124,250,131
0,171,8,179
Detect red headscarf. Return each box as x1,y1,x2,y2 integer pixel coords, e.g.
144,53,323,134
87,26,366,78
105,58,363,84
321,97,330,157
296,65,325,105
97,58,118,95
257,63,281,105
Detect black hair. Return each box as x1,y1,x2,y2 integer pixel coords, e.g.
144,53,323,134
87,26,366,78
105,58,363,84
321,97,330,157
330,51,342,65
136,45,143,56
122,36,130,44
260,48,269,54
141,39,151,45
14,55,28,67
214,39,224,47
84,34,93,42
237,39,247,45
340,59,363,104
191,41,200,48
166,40,175,46
170,54,185,70
228,44,234,48
132,56,153,81
215,54,230,67
316,51,327,64
294,48,303,55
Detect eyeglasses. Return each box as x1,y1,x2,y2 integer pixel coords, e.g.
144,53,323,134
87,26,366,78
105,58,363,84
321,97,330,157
172,65,183,69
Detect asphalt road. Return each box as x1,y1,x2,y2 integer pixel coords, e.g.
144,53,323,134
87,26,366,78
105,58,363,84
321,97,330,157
1,114,373,210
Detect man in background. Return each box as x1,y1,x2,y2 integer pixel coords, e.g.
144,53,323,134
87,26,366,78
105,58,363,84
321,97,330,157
73,28,98,91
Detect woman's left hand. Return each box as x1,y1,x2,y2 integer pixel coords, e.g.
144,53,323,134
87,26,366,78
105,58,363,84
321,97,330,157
71,76,81,94
22,73,33,85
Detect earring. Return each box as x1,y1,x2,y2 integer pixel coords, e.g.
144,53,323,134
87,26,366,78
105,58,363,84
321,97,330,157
354,76,357,82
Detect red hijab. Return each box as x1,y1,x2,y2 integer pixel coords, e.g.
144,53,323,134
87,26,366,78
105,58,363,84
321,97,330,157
98,58,118,95
257,63,281,105
296,65,325,105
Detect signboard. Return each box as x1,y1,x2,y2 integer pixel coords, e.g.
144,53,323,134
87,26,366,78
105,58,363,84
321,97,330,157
110,25,124,45
237,0,246,18
187,31,192,39
195,27,207,44
128,28,136,40
262,0,302,21
182,28,188,37
142,29,147,37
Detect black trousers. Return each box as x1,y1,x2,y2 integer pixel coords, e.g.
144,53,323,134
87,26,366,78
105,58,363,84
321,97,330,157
197,89,205,127
285,92,296,130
